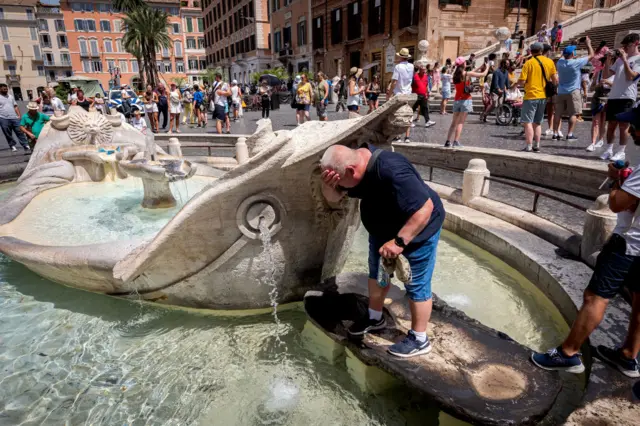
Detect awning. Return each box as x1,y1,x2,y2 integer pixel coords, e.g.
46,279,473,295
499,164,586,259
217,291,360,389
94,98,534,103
362,61,380,71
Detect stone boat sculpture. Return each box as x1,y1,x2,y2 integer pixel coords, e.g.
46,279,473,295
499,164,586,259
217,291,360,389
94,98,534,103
0,97,415,309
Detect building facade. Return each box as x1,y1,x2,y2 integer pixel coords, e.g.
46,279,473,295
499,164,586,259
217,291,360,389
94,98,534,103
62,0,188,89
36,1,73,85
0,0,48,101
308,0,595,86
202,0,272,84
269,0,313,74
181,0,207,85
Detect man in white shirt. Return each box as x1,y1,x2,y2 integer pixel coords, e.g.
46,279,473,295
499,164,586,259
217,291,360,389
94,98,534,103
601,33,640,162
131,109,147,133
388,48,415,142
45,88,65,114
0,83,30,152
532,105,640,378
211,73,231,134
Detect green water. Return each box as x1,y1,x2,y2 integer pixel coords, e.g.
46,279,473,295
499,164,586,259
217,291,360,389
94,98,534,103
0,182,571,425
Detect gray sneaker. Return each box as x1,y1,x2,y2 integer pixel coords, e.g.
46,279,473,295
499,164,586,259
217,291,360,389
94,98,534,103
452,140,462,148
522,145,533,152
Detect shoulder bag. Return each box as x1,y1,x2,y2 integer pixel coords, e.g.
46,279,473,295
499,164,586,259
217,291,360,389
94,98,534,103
533,56,557,98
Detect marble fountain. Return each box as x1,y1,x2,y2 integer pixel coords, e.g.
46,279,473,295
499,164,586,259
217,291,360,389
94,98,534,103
0,100,575,424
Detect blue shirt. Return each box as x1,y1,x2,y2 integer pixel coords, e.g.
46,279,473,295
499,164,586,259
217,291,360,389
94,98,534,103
193,90,204,103
556,57,589,95
346,144,445,250
490,68,508,94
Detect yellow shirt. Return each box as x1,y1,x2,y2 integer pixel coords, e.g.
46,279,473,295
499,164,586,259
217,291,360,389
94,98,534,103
519,55,557,100
296,82,312,105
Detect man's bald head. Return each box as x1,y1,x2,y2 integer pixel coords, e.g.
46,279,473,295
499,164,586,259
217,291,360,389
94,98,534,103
320,145,359,176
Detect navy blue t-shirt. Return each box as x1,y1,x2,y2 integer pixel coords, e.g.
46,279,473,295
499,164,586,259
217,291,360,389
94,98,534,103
346,145,445,251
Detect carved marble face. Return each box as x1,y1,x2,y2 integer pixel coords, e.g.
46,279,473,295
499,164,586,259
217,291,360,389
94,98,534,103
68,110,114,146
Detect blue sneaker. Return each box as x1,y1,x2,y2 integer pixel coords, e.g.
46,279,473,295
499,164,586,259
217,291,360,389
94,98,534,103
388,330,432,358
531,347,585,373
596,345,640,378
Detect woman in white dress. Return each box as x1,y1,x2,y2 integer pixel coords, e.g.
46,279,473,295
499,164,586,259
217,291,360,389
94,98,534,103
143,91,159,133
168,82,182,134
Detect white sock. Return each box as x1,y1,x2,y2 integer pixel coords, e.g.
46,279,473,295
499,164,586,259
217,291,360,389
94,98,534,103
368,308,382,321
618,145,626,152
553,132,558,137
606,145,614,153
412,330,427,343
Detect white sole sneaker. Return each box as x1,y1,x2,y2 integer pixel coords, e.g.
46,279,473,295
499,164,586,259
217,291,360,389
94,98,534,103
530,353,586,373
594,139,604,148
585,144,595,152
611,151,626,162
388,342,433,358
600,150,613,161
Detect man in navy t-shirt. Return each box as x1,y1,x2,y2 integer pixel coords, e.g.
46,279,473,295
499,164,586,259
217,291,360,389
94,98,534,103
320,143,445,358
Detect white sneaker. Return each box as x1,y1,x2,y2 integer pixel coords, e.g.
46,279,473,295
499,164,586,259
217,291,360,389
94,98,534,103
10,146,17,152
425,120,436,128
544,129,553,137
585,144,595,152
611,150,626,162
558,130,564,138
410,123,416,128
594,139,604,148
600,149,613,161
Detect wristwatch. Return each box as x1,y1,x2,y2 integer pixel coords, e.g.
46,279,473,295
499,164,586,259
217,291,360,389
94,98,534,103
394,236,406,248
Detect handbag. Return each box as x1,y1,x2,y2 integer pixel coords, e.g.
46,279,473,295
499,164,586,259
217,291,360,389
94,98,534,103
534,56,557,98
463,77,473,94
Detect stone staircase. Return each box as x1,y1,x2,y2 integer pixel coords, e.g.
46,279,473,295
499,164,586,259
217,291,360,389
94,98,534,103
559,8,640,49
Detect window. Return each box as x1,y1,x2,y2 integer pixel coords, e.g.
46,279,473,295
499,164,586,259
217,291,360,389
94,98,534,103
8,65,16,76
65,70,72,77
114,20,121,32
30,27,37,41
26,8,34,20
156,61,162,71
100,20,111,32
58,34,68,48
87,20,96,31
350,50,360,69
368,0,385,36
399,0,420,29
60,53,70,65
162,47,169,57
104,39,113,53
198,38,205,49
187,17,193,32
347,2,362,40
297,20,306,46
563,0,576,6
79,38,88,55
231,44,235,56
119,60,128,73
188,59,198,70
44,52,54,65
250,35,255,51
82,59,91,72
199,59,206,69
40,34,52,48
55,20,65,32
92,59,102,72
33,45,41,60
1,26,9,41
331,9,342,45
249,0,254,17
0,8,4,19
271,0,280,12
90,39,99,55
186,38,196,50
39,19,49,31
131,60,139,73
169,7,179,15
72,3,82,11
172,23,180,33
107,59,116,72
174,40,183,56
4,44,12,60
197,18,204,32
116,39,123,52
273,31,281,53
283,25,291,49
74,19,85,31
176,61,184,72
164,61,172,73
37,65,45,77
312,17,323,49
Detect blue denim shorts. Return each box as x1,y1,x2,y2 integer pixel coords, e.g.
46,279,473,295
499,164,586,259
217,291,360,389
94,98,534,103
452,99,473,113
521,98,547,124
368,229,441,302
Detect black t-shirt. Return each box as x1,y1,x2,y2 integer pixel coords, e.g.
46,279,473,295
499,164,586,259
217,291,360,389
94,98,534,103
346,144,445,251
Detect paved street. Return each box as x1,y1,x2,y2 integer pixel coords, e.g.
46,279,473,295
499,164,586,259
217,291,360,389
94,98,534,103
1,103,638,176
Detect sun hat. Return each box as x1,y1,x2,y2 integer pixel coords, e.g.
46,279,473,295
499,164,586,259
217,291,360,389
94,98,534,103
232,79,238,84
349,67,363,78
294,75,301,83
396,48,411,59
563,45,577,57
27,101,38,110
454,56,466,66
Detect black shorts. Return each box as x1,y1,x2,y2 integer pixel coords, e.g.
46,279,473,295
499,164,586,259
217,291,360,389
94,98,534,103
606,98,634,122
587,234,640,299
212,104,226,121
347,105,359,112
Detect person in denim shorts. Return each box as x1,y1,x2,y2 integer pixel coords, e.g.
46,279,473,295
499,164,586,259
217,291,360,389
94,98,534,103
517,42,558,152
320,143,445,358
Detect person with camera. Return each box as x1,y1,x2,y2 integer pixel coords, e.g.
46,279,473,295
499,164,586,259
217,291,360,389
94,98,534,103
517,42,558,152
532,105,640,378
600,33,640,162
552,37,594,141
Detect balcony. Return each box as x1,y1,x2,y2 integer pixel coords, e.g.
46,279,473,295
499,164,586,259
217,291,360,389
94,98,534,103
6,74,20,83
44,60,70,67
4,55,16,62
80,50,90,57
32,55,43,62
278,49,293,58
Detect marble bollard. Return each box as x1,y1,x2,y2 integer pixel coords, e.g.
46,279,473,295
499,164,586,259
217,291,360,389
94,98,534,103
236,137,249,164
581,194,617,266
462,159,490,205
167,137,182,158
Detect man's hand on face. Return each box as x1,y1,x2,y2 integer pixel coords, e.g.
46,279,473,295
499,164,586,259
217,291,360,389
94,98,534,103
380,239,403,259
619,49,628,62
320,169,341,188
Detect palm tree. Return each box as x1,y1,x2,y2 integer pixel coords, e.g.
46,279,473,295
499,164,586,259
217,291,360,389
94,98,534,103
113,0,145,13
123,7,171,88
172,76,187,88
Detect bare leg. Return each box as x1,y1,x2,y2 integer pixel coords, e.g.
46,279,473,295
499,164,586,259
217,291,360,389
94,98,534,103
619,122,630,147
553,112,562,134
410,299,433,333
524,122,534,147
546,101,554,132
533,123,542,146
368,278,391,312
175,113,180,131
454,112,468,141
567,115,578,135
591,114,600,145
598,113,606,141
447,112,459,141
606,121,618,147
216,119,222,134
621,293,640,360
562,290,610,356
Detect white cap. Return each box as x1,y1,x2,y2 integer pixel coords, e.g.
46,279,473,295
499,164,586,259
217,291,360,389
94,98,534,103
232,79,238,84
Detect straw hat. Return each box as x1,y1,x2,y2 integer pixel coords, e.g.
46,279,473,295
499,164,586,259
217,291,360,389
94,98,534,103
396,48,411,59
349,67,363,78
27,101,39,110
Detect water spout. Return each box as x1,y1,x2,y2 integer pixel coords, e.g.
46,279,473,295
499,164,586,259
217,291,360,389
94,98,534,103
258,217,286,351
144,131,156,162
